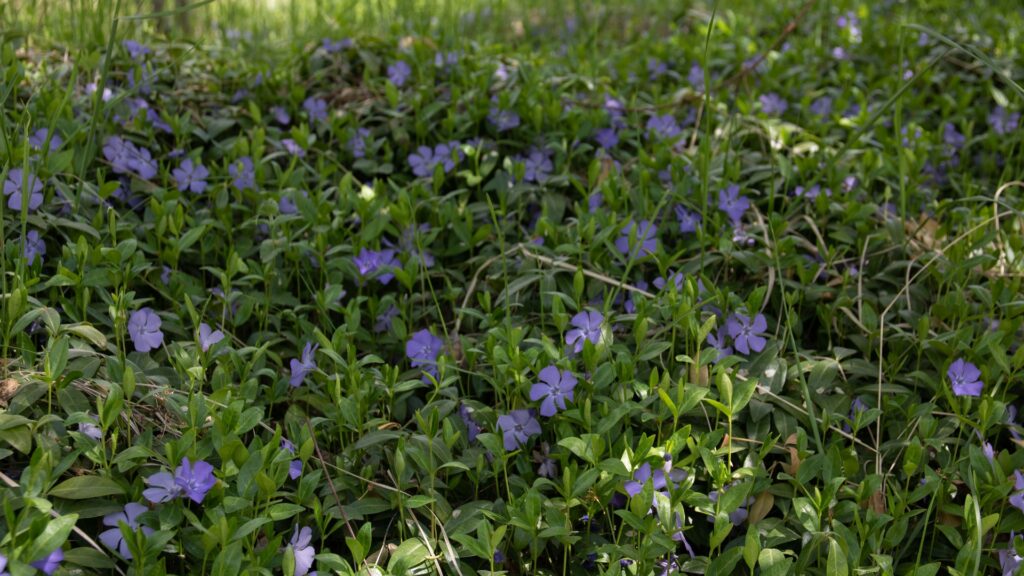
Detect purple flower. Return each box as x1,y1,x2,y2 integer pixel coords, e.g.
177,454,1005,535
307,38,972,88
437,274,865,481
281,439,302,478
78,419,103,440
0,553,7,576
388,61,412,86
22,230,45,265
271,106,291,125
707,330,733,362
175,457,216,503
566,311,604,354
718,184,749,225
732,226,754,247
624,459,687,505
103,136,157,179
759,93,789,116
588,193,603,214
983,442,995,463
30,548,63,575
488,104,521,132
496,409,541,451
494,62,511,82
382,224,435,268
674,205,701,234
648,58,668,80
282,138,306,158
654,271,685,292
434,51,460,69
290,526,316,576
199,323,224,352
172,158,209,194
145,104,173,132
408,143,460,178
948,358,983,397
322,38,352,53
809,96,833,117
623,279,649,314
354,248,400,284
1008,406,1022,441
688,63,704,90
794,184,831,199
615,220,658,257
86,82,114,102
290,341,318,387
529,366,577,417
374,305,399,333
851,397,868,415
943,122,965,150
990,106,1020,135
406,329,444,378
1011,471,1024,513
518,149,553,183
349,128,371,159
4,168,44,212
289,460,303,480
278,191,307,215
1000,535,1023,576
836,11,858,29
726,313,768,355
143,471,183,503
604,95,625,119
304,97,329,124
123,39,151,59
533,442,558,478
842,397,869,433
594,127,618,149
100,503,153,559
128,308,164,353
646,114,682,140
229,157,255,191
29,128,62,151
458,403,482,443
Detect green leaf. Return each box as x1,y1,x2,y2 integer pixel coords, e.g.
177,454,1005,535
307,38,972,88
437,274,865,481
387,538,429,573
26,513,78,561
908,563,941,576
49,476,125,499
267,503,305,521
744,526,761,572
232,518,272,542
211,542,243,576
758,548,792,576
827,538,848,576
64,324,108,348
63,547,115,569
707,546,744,576
404,495,435,509
3,425,33,453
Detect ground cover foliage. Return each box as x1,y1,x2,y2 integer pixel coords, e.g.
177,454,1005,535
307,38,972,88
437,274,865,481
2,0,1024,574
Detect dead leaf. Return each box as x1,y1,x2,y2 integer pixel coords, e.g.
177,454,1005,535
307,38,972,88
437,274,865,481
866,490,886,514
748,491,774,524
783,433,801,475
0,379,19,407
688,363,710,387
